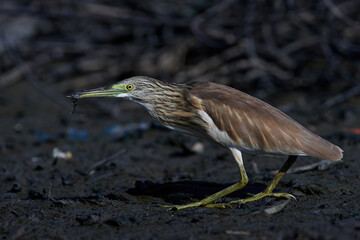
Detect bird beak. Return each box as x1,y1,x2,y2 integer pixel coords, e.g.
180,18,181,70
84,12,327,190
69,85,128,99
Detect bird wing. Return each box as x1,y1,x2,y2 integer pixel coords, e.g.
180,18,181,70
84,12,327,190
188,82,342,160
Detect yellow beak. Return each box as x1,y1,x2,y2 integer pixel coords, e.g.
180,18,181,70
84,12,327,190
70,85,128,99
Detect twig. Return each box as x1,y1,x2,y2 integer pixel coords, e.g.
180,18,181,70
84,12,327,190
271,160,339,175
0,54,50,89
262,23,296,69
280,36,320,57
323,83,360,109
85,2,189,27
0,30,68,108
286,0,360,54
190,0,238,48
89,149,126,175
244,0,257,60
0,4,189,27
264,199,292,215
323,0,360,27
174,41,246,83
226,230,250,236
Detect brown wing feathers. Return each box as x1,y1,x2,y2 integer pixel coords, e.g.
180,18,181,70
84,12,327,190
189,82,343,161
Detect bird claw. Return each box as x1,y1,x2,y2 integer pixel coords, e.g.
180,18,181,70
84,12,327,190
227,191,296,205
205,203,231,208
162,202,231,209
161,204,180,211
161,192,296,210
161,202,204,211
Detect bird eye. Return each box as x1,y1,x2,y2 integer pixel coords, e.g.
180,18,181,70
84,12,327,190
126,84,134,91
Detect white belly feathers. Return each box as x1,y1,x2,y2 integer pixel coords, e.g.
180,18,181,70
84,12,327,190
197,109,236,148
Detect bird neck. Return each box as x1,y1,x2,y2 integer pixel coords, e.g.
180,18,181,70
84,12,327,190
150,84,190,116
135,83,198,130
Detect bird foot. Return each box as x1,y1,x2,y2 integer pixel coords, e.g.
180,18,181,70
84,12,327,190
205,191,296,208
162,192,296,210
162,201,205,211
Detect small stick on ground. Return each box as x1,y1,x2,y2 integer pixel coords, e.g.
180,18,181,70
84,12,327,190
89,149,126,175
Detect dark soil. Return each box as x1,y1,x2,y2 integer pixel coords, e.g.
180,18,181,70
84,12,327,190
1,1,360,239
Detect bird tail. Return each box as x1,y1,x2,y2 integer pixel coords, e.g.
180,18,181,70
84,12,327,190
302,133,343,161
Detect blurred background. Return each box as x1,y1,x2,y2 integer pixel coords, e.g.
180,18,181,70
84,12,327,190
0,0,359,239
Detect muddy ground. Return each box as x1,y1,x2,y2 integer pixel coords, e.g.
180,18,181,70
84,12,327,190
1,1,360,239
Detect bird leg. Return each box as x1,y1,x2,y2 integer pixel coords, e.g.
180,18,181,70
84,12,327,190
206,155,297,208
162,148,248,210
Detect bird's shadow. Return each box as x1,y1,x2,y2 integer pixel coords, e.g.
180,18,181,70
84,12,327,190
126,180,267,204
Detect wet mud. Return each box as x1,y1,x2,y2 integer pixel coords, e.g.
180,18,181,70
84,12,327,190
1,81,359,240
1,1,360,239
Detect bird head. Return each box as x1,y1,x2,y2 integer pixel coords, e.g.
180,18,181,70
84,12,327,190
71,76,162,102
70,76,190,117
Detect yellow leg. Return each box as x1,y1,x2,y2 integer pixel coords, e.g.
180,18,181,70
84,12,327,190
206,155,297,208
162,148,248,210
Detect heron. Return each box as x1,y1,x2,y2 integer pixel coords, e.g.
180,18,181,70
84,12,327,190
71,76,343,210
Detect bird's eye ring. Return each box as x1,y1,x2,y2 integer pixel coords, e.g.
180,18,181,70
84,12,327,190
126,84,134,91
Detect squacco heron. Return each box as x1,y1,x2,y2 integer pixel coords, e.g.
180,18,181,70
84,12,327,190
71,76,343,210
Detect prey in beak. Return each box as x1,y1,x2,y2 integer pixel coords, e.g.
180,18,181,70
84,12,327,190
68,84,130,114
